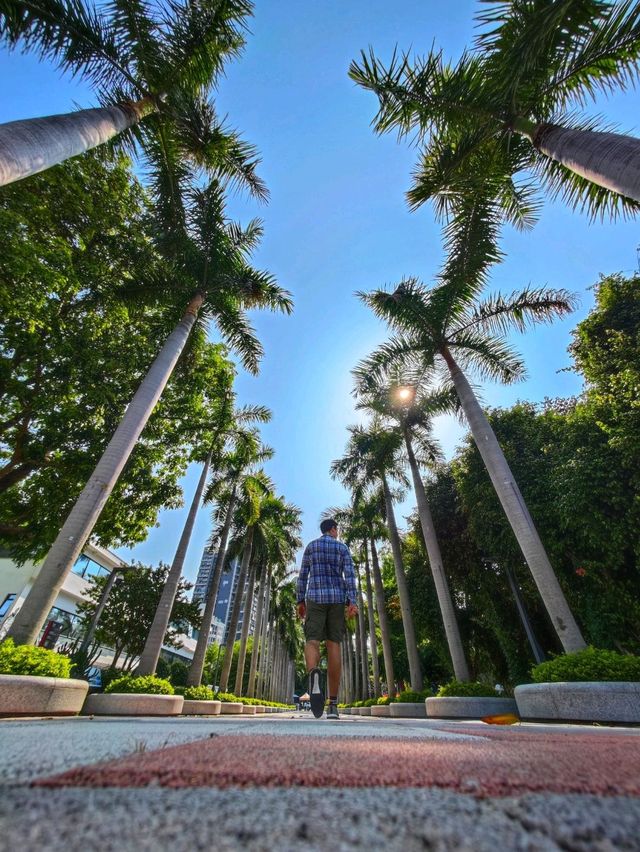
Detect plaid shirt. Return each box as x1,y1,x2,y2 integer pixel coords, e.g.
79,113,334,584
296,534,357,605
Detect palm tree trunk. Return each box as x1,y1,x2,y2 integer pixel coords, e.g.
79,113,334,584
186,485,238,687
369,535,395,695
381,475,423,690
0,97,157,187
219,528,254,691
352,618,361,700
233,562,256,696
514,118,640,203
255,580,271,698
246,566,268,697
404,427,470,682
442,346,586,653
356,572,369,697
77,566,122,656
7,294,204,647
362,542,381,697
137,450,212,675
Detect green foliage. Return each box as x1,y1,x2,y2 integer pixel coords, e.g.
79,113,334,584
169,660,189,687
364,698,378,706
76,563,202,666
0,151,236,562
394,689,432,702
437,680,499,698
376,695,392,705
105,675,174,695
183,685,215,701
0,638,71,678
531,647,640,683
155,657,171,680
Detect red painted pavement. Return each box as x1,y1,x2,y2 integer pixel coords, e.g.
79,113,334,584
34,731,640,798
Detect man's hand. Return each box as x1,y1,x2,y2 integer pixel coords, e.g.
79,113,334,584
296,602,306,620
346,603,358,618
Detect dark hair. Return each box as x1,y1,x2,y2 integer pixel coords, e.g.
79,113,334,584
320,518,337,534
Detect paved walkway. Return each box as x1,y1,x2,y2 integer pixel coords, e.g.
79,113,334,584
1,713,639,850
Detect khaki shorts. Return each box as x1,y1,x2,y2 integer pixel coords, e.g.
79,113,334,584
304,601,345,644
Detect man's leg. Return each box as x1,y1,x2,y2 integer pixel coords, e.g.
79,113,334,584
326,640,342,699
304,640,320,672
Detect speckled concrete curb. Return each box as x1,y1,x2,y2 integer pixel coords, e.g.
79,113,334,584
0,675,88,717
515,681,640,723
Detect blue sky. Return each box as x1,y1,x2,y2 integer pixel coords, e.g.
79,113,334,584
1,1,638,586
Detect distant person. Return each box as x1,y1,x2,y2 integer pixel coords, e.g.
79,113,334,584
296,517,358,720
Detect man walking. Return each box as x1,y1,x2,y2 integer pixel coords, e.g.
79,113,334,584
296,517,358,719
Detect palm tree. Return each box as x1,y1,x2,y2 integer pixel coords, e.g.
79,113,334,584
0,0,263,189
217,471,276,692
350,0,640,218
137,397,266,676
354,273,586,653
7,185,292,647
233,498,301,695
186,424,273,687
331,423,423,691
356,379,470,681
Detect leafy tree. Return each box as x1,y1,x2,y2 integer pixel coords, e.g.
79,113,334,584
0,151,234,561
76,562,201,670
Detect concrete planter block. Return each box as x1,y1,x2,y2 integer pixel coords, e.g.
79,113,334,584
359,707,372,716
254,705,266,713
220,702,244,715
350,707,361,715
83,693,183,717
426,696,518,719
181,699,221,716
370,705,391,717
390,702,427,719
242,705,257,715
0,674,89,717
515,681,640,724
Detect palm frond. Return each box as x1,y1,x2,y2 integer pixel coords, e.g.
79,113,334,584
0,0,133,91
450,330,526,383
205,291,263,374
454,286,578,337
352,334,430,391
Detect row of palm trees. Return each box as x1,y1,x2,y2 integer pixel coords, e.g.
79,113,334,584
0,0,305,682
329,0,640,694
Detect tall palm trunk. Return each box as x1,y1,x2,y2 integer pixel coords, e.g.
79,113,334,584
219,528,254,691
369,535,395,694
403,427,470,681
233,562,256,695
246,566,268,697
381,475,423,690
0,97,157,187
356,572,369,697
352,619,361,700
137,450,212,675
362,542,381,697
514,118,640,203
442,346,586,653
186,485,238,686
255,580,271,697
8,294,203,646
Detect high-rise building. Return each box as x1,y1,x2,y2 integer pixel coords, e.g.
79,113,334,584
192,549,256,644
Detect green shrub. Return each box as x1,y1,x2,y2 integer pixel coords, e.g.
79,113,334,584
169,660,189,687
364,698,378,706
183,685,215,701
376,695,391,705
531,647,640,683
437,681,499,698
0,638,71,678
155,657,171,680
99,667,123,690
216,691,240,703
395,689,432,703
105,675,174,695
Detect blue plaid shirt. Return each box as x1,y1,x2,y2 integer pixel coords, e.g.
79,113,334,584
296,534,357,605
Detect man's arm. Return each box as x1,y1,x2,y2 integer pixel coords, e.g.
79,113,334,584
296,545,312,614
342,544,358,607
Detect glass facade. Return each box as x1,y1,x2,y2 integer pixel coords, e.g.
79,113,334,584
72,554,110,581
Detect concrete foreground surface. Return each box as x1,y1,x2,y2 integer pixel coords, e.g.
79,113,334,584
1,713,639,851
